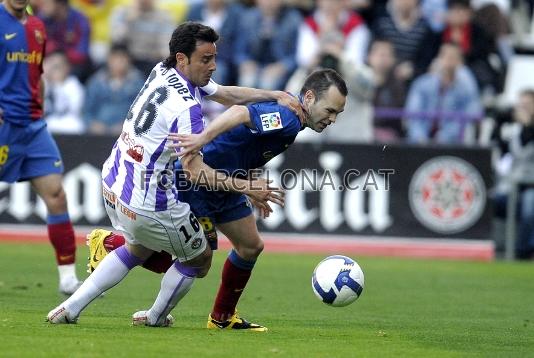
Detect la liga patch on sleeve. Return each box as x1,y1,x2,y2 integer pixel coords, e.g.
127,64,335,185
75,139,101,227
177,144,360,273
260,112,283,131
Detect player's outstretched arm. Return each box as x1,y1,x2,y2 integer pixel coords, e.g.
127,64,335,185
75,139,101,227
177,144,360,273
207,86,304,120
180,154,284,212
168,105,252,157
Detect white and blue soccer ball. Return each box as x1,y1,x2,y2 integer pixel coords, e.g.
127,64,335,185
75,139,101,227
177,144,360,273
312,255,364,307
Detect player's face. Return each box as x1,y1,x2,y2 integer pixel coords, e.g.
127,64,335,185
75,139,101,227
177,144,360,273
4,0,29,13
181,41,217,87
305,86,346,132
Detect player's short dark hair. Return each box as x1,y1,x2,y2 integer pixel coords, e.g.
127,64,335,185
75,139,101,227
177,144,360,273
162,22,219,69
447,0,470,9
300,69,348,100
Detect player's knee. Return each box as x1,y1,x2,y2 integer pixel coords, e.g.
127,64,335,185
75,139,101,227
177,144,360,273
238,239,264,260
43,186,67,213
196,256,212,278
192,247,212,278
254,240,264,256
196,263,211,278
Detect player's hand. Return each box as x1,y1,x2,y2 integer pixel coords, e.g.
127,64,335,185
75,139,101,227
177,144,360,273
171,151,199,168
247,195,273,219
276,91,306,124
245,178,285,214
168,132,207,157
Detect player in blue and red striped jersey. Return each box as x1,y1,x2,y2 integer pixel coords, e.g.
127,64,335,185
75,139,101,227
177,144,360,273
0,0,81,294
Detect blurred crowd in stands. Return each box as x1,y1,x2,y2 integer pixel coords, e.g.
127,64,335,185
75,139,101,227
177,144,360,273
3,0,534,257
11,0,529,145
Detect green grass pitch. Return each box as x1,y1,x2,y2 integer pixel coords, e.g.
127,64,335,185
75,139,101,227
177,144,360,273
0,241,533,357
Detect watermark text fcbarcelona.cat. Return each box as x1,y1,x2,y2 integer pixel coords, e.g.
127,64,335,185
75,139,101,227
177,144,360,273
140,168,395,192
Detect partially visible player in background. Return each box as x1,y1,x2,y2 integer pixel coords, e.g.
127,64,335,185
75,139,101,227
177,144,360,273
0,0,81,294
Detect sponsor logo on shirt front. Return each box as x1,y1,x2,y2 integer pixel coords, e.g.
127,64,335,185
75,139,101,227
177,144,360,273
6,50,42,64
121,131,144,162
260,112,283,132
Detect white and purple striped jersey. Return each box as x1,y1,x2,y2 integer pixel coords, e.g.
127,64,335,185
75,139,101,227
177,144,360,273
102,62,218,211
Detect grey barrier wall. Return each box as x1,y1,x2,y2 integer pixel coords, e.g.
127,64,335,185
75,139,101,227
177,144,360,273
0,135,493,240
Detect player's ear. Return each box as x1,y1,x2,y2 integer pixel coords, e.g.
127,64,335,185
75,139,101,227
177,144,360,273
304,90,315,104
175,53,189,67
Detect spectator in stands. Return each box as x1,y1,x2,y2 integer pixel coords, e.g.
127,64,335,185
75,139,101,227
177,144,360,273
110,0,175,76
156,0,189,23
494,89,534,259
421,0,447,32
316,38,408,143
405,42,482,143
234,0,301,90
187,0,243,85
472,0,510,14
443,0,508,95
372,0,439,81
352,0,387,26
472,3,513,94
287,0,370,143
309,40,376,143
84,44,144,136
284,0,315,14
369,39,408,142
70,0,129,65
38,0,92,81
43,51,85,134
296,0,370,73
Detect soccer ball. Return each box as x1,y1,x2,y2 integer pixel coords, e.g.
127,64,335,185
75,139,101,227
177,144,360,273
312,255,364,307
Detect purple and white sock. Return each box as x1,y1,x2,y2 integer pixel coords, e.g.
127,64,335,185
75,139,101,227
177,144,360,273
147,261,199,325
64,246,143,317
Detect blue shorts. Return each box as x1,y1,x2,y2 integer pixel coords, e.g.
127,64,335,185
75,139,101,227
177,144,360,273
0,120,64,183
178,187,253,224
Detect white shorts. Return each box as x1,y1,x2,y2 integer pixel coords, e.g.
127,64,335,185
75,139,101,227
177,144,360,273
102,186,207,262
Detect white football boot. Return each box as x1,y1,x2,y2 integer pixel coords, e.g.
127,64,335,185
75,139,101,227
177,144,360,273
132,310,174,327
46,306,78,324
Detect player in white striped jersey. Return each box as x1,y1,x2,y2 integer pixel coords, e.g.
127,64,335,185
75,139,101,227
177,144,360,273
101,66,219,212
47,22,298,326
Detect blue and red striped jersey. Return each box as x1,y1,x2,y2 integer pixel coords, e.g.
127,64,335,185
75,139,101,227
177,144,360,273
0,4,46,124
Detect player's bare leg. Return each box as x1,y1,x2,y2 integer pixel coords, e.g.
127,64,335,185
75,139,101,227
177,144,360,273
207,214,267,331
31,174,80,294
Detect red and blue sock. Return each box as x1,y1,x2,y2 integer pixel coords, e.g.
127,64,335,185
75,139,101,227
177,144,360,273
47,213,76,265
211,250,256,322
